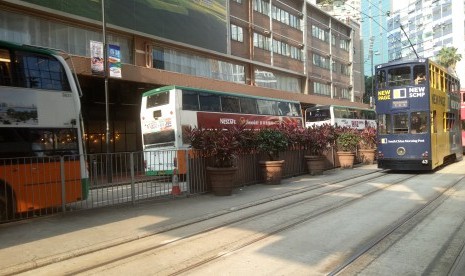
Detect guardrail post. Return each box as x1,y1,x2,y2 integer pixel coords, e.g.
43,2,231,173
130,152,135,205
60,156,66,212
185,149,190,194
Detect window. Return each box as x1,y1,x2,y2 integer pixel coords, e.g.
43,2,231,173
313,53,330,70
393,113,409,133
312,25,329,43
146,92,169,108
15,51,70,91
221,96,240,113
231,0,242,3
313,82,331,96
199,93,220,112
388,66,411,87
231,24,243,42
253,33,271,50
240,97,258,114
271,6,301,30
182,90,199,111
253,0,270,15
410,111,428,134
339,39,350,51
377,114,392,134
257,99,278,115
444,112,455,131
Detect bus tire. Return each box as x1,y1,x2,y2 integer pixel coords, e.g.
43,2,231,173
0,184,15,222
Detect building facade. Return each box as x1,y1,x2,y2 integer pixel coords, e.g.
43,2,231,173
0,0,369,153
388,0,465,85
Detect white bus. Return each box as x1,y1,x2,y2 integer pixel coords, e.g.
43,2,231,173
0,40,88,221
140,85,303,175
304,105,376,129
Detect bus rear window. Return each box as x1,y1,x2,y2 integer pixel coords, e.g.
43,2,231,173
147,91,169,108
143,129,175,147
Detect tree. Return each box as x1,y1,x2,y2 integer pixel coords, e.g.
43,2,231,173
436,46,462,73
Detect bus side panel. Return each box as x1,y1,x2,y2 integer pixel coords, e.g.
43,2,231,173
0,159,83,213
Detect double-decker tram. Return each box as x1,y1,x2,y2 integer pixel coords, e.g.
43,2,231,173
375,58,463,170
461,90,465,151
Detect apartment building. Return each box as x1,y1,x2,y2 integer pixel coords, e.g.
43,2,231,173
0,0,368,152
388,0,465,85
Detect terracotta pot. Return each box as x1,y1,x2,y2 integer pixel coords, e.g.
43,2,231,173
304,155,326,175
337,151,355,169
359,149,376,164
206,166,237,196
259,160,284,185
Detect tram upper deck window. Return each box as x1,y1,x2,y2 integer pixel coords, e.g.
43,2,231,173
376,70,386,88
413,65,426,85
388,67,411,87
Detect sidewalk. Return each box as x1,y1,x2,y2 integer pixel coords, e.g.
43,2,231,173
0,165,379,275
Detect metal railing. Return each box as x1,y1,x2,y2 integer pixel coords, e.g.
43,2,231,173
0,148,346,223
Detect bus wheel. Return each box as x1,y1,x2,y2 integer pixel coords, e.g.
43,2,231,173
0,188,14,222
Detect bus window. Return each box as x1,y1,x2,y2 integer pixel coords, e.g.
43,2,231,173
199,93,220,112
278,102,290,115
413,65,426,85
377,114,390,134
182,90,199,111
257,99,273,115
147,91,170,108
376,70,386,88
334,107,349,118
388,67,411,87
393,113,409,133
290,103,301,116
0,49,12,86
306,108,330,122
410,111,428,134
239,97,257,114
221,96,240,113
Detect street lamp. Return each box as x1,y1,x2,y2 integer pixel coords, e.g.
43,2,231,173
370,49,380,107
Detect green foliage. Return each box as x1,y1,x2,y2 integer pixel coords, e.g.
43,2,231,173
335,127,361,152
436,47,462,71
256,127,289,161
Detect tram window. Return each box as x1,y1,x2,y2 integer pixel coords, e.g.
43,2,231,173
377,114,391,134
431,110,437,133
388,67,411,87
410,111,428,134
393,113,409,133
413,65,426,85
376,70,386,88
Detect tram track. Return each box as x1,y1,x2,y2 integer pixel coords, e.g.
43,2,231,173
329,174,465,276
17,171,421,275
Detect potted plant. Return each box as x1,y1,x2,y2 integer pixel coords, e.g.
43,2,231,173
256,126,289,185
358,126,377,164
187,123,247,196
304,124,336,175
335,127,361,169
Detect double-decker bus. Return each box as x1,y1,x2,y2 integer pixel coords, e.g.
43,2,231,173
140,85,302,175
374,58,462,170
0,40,89,221
304,105,376,129
461,90,465,151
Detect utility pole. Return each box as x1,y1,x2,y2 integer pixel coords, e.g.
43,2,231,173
102,0,112,182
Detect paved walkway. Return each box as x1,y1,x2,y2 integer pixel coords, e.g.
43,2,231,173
0,165,379,275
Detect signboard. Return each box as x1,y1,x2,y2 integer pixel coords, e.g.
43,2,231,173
196,112,302,129
108,44,121,78
90,40,104,75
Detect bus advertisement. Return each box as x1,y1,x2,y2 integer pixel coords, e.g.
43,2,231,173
140,85,303,176
0,40,89,221
375,58,462,170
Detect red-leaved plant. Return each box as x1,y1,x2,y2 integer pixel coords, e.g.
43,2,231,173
305,124,337,156
186,122,252,168
359,126,377,150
